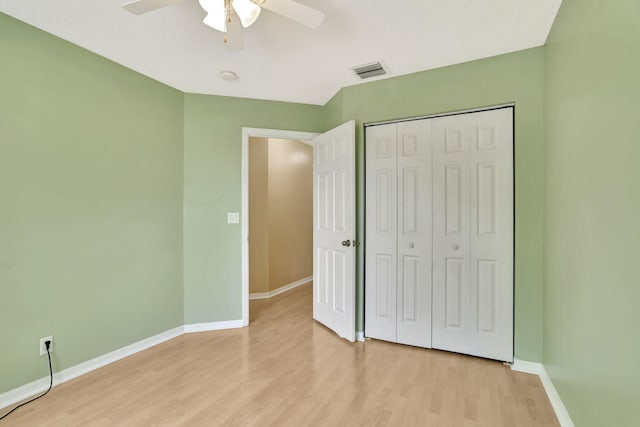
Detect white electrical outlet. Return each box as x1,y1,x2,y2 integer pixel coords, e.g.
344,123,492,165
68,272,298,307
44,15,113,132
39,336,53,356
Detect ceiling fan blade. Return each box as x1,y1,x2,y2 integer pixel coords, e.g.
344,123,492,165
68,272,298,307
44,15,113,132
225,17,245,51
122,0,185,15
256,0,324,28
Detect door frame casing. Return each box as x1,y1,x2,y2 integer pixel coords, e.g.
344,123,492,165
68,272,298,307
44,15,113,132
241,128,319,326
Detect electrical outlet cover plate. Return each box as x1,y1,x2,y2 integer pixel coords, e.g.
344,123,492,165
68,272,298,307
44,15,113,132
227,212,240,224
40,336,53,356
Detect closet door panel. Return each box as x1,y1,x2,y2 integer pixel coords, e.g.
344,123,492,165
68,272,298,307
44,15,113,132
396,120,432,347
432,115,472,352
432,108,513,362
468,108,513,361
365,124,398,342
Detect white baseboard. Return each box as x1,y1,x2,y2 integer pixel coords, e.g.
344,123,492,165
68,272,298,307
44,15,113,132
511,358,544,375
0,326,184,411
1,320,246,410
356,331,365,342
538,367,575,427
249,276,312,300
184,319,244,333
511,359,574,427
1,318,246,410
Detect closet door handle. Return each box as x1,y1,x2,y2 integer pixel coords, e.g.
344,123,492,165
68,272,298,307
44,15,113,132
341,240,351,247
409,243,415,249
452,244,459,251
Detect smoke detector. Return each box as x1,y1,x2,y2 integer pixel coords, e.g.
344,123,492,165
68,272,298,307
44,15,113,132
220,70,239,82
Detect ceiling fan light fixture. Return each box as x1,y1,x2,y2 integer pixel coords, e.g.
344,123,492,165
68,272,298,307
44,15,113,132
232,0,261,28
203,13,226,32
200,0,227,32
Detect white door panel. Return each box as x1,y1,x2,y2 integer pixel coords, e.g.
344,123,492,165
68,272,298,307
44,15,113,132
365,120,432,348
364,124,397,342
433,115,472,350
396,120,432,347
432,108,513,362
313,121,356,342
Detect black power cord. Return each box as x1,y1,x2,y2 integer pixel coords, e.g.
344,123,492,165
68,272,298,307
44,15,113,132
0,341,54,420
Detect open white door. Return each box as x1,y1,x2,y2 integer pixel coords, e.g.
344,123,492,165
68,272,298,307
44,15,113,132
313,121,356,342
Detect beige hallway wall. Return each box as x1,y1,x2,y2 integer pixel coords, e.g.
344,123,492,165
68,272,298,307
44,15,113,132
249,137,270,294
249,137,313,294
267,139,313,291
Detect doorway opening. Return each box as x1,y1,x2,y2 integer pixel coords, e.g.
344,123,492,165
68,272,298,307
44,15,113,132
241,128,319,326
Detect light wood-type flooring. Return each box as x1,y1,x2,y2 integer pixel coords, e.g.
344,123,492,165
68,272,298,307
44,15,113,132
2,283,558,426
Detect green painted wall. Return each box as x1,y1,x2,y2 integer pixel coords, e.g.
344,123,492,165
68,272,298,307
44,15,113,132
0,14,184,393
543,1,640,425
183,94,324,323
327,48,545,362
324,90,343,130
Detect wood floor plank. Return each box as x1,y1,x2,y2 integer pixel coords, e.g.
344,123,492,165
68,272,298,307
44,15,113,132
1,283,559,426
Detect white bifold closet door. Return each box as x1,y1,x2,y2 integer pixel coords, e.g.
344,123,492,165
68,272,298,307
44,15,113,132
431,108,513,361
364,107,513,362
365,120,433,348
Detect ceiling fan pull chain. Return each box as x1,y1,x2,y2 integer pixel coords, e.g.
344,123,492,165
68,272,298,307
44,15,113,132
224,0,230,43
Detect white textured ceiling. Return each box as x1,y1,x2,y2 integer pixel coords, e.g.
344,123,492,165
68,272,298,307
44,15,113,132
0,0,562,105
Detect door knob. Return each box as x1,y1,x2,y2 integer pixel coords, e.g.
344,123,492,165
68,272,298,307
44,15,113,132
452,244,459,251
409,243,415,248
341,240,351,247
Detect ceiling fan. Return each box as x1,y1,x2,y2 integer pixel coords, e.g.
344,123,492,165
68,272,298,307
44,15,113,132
122,0,325,50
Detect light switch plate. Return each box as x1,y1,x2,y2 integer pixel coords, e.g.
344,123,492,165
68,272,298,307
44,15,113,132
227,212,240,224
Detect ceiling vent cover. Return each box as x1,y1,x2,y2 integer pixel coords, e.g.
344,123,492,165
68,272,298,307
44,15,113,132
351,61,387,80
